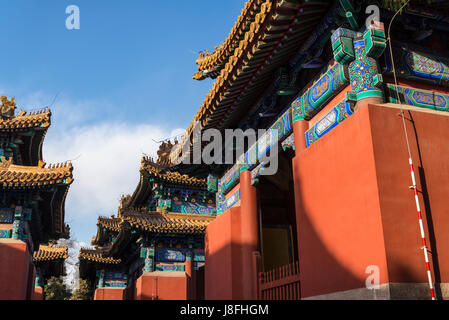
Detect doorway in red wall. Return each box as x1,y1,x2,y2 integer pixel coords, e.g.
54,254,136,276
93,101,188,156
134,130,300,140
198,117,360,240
257,151,298,272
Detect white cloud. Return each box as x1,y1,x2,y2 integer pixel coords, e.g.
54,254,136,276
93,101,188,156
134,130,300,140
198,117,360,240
12,90,185,241
14,90,114,129
44,122,182,219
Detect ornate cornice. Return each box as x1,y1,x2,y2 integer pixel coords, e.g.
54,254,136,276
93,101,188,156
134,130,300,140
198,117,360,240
0,158,74,188
33,244,68,262
79,248,122,264
0,108,51,132
194,0,264,80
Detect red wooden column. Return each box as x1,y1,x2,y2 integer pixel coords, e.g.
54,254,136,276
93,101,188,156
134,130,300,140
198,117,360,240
239,169,259,300
185,251,196,300
293,119,309,154
252,251,262,300
291,118,309,292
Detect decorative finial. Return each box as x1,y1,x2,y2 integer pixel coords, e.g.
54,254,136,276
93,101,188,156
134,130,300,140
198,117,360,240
0,96,16,118
0,156,12,168
38,160,46,168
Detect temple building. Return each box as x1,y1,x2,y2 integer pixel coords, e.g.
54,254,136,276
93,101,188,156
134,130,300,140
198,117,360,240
0,96,73,300
32,244,69,299
83,0,449,300
79,150,215,300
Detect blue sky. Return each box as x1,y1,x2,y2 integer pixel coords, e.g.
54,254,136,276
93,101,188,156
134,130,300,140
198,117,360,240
0,0,246,244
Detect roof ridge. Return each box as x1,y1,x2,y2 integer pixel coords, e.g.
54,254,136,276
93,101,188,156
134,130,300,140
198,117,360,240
33,244,69,262
0,158,73,171
175,0,276,154
0,106,51,130
124,209,215,218
173,0,331,159
194,0,264,80
16,107,51,117
141,162,207,187
0,157,74,187
38,244,69,250
78,247,121,264
98,215,121,220
121,210,216,234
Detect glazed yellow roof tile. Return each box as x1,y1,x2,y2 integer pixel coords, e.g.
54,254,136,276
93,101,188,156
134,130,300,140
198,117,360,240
142,159,207,188
0,109,51,131
175,0,277,154
173,0,329,161
0,158,74,188
79,248,122,264
33,245,68,262
97,216,122,232
194,0,264,80
122,211,216,234
194,0,273,125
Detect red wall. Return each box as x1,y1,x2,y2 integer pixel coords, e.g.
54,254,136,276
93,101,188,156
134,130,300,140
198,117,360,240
135,272,187,300
370,105,449,284
94,288,126,300
0,239,32,300
293,104,449,298
293,104,389,298
204,206,244,300
26,264,36,300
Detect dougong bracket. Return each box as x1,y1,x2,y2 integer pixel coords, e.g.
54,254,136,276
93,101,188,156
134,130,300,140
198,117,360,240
331,21,387,102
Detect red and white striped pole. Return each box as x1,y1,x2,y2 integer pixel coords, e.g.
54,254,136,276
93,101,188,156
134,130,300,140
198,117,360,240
409,157,436,300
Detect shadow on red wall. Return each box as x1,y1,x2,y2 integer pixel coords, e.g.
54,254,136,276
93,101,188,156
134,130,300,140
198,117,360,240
0,239,35,300
205,105,448,300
